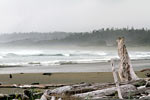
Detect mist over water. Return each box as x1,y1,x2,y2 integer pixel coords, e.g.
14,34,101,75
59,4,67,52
0,46,150,74
0,29,150,73
0,47,150,67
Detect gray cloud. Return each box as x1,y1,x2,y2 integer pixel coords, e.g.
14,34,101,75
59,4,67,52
0,0,149,33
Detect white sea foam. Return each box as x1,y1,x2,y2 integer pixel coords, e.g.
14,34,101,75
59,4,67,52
0,49,150,66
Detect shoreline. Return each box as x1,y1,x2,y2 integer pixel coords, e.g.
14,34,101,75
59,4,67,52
0,59,150,74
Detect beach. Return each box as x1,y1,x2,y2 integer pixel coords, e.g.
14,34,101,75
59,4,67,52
0,54,150,94
0,71,148,94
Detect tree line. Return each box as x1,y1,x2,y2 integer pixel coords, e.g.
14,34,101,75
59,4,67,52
58,28,150,46
0,28,150,47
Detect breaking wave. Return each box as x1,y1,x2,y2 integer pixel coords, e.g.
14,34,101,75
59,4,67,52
0,50,150,67
2,52,107,58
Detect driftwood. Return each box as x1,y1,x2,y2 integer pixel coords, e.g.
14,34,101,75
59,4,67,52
140,68,150,72
42,82,148,99
0,84,66,89
74,84,136,99
117,37,139,82
0,80,149,99
65,83,115,95
111,59,123,99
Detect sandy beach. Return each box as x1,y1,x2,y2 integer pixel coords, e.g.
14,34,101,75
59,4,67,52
0,59,149,94
0,71,148,94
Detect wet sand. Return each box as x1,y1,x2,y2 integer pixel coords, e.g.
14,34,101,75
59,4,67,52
0,59,150,74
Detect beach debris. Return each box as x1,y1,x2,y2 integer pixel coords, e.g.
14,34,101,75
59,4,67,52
31,82,40,85
51,86,73,94
0,81,150,99
111,58,123,99
146,81,150,87
130,79,147,87
141,69,150,77
57,98,62,100
137,86,146,90
74,84,136,99
9,74,12,78
140,68,150,72
51,96,55,100
0,84,66,89
117,37,139,82
139,95,150,100
44,86,73,95
0,94,9,99
146,73,150,77
42,73,52,76
23,90,31,99
40,90,53,100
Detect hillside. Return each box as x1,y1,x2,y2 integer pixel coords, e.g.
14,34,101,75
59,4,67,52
0,28,150,47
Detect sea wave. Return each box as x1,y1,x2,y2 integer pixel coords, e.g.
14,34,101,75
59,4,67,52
1,51,150,58
0,58,150,67
0,59,106,67
1,52,108,58
0,50,150,67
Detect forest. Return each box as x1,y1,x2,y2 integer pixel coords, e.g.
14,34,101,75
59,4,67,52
57,28,150,46
0,28,150,47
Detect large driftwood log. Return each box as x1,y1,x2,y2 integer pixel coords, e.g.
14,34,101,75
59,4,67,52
0,84,66,89
117,37,139,82
43,83,116,95
74,84,136,99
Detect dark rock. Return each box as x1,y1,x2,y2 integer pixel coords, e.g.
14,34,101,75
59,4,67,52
9,74,12,78
31,82,39,85
42,73,52,76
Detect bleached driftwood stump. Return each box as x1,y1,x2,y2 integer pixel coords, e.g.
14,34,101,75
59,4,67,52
117,37,139,82
111,59,123,99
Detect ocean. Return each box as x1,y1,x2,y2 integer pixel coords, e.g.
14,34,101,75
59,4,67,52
0,48,150,74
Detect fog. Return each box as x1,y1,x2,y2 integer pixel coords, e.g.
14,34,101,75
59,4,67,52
0,0,150,33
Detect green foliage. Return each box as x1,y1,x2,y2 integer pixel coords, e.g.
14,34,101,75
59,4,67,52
1,28,150,47
59,28,150,46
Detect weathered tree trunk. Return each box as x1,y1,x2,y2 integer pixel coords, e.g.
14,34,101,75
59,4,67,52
74,84,136,99
111,59,123,99
117,37,139,82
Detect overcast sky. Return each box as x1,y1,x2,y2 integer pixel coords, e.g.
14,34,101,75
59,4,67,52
0,0,150,33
